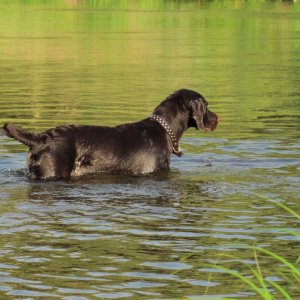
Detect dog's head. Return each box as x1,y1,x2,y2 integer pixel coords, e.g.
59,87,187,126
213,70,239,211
153,89,219,132
171,89,219,132
187,94,218,132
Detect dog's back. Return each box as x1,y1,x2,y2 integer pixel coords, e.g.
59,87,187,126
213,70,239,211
3,122,170,180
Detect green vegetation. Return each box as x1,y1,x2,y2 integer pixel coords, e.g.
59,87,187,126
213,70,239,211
207,197,300,299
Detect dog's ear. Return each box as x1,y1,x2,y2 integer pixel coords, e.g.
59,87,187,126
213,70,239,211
190,98,206,130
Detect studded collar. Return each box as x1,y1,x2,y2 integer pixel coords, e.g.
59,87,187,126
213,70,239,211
151,114,183,157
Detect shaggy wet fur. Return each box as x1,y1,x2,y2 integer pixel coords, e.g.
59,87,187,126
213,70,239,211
3,89,218,180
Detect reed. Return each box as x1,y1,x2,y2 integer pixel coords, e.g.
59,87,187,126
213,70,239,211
206,195,299,299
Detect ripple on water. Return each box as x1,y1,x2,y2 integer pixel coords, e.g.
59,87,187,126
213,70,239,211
0,122,299,298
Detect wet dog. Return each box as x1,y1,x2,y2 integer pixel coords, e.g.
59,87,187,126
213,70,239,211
3,89,218,180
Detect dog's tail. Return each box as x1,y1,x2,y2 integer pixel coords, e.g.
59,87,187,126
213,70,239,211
3,123,38,148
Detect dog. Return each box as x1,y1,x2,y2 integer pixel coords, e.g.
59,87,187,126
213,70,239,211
3,89,218,180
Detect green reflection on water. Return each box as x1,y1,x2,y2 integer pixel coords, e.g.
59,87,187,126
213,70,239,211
1,1,299,141
0,1,299,299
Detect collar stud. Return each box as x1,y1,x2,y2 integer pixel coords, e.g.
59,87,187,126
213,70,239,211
151,114,183,157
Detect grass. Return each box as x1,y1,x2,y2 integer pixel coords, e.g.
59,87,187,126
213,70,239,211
208,247,299,300
205,196,300,299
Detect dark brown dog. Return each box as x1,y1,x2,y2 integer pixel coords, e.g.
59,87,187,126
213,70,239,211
3,89,218,180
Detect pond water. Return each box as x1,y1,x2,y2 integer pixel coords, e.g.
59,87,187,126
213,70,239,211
0,1,299,299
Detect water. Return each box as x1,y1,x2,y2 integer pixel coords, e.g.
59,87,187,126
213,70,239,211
0,1,299,299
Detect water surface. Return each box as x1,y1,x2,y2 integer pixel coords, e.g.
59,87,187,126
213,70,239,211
0,1,299,299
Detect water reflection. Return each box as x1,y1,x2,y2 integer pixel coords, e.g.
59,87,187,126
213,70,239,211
1,0,300,298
